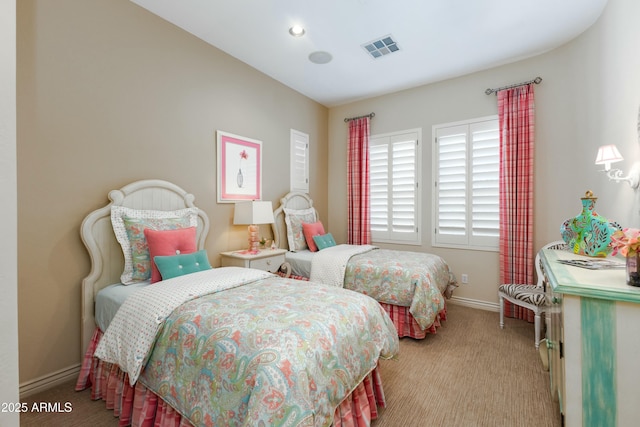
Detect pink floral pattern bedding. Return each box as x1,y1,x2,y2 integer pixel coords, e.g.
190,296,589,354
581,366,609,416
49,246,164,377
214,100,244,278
343,249,456,330
136,275,399,427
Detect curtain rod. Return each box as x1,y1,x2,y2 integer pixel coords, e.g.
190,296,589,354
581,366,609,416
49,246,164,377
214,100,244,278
485,77,542,95
344,112,375,123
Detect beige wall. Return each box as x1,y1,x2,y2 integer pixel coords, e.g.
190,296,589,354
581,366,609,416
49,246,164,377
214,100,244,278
17,0,328,385
1,0,20,423
328,0,640,307
16,0,640,389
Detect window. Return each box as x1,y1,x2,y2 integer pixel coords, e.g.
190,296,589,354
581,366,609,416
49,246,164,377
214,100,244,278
370,129,421,245
290,129,309,192
432,116,499,251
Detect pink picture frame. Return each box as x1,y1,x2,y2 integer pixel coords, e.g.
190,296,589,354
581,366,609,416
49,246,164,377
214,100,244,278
217,131,262,203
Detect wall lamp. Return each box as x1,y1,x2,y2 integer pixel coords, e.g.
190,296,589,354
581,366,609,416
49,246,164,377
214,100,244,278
595,144,640,189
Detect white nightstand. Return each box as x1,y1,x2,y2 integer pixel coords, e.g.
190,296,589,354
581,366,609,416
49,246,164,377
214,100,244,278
220,248,287,273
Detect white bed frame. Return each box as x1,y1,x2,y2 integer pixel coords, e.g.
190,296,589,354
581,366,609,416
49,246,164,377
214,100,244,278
271,191,319,251
79,179,210,357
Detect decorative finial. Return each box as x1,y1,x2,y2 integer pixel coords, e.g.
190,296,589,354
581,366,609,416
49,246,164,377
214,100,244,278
582,190,596,200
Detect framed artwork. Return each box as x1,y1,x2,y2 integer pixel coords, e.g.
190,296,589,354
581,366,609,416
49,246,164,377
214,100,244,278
217,131,262,203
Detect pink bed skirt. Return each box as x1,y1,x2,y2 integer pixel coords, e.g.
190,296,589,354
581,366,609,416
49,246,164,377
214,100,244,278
379,302,446,340
76,328,387,427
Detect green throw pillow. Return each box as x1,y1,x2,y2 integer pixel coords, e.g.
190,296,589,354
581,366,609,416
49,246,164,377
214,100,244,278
313,233,337,250
153,250,212,281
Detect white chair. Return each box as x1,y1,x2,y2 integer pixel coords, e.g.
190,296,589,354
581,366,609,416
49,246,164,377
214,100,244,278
499,240,567,348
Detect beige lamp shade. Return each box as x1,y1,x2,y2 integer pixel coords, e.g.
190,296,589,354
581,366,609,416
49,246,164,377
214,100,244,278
233,201,275,225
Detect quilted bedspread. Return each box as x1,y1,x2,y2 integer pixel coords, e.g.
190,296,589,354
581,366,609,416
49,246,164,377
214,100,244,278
94,267,274,384
343,249,457,330
309,244,377,286
98,268,399,427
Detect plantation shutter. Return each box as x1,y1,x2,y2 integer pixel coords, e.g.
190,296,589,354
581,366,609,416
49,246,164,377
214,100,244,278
435,125,468,246
470,121,500,246
434,117,499,250
290,129,309,192
370,130,420,244
370,142,389,234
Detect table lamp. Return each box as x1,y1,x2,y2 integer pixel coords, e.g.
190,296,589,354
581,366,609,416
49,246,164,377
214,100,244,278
233,201,275,253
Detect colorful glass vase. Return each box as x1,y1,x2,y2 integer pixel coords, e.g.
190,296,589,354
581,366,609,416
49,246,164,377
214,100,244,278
560,190,621,257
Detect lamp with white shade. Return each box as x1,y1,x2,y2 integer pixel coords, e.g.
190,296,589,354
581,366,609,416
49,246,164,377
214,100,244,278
233,201,275,253
595,144,624,171
595,144,640,189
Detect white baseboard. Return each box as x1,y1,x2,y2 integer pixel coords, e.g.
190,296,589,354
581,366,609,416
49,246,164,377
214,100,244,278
19,364,81,399
448,295,499,312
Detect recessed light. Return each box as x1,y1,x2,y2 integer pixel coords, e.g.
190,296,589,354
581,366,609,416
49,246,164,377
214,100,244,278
308,51,332,64
289,25,305,37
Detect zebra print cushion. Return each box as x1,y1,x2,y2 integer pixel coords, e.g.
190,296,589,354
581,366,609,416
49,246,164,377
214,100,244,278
498,284,546,306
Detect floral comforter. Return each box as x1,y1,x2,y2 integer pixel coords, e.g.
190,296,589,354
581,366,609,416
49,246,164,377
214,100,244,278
96,268,399,427
343,249,457,330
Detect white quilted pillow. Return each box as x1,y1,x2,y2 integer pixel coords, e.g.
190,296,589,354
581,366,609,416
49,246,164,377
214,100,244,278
283,207,317,251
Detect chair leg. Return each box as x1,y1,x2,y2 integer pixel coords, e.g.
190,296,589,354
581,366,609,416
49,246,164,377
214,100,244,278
499,294,504,329
534,313,541,349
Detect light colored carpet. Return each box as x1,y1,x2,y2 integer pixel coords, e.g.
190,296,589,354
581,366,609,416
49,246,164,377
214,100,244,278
20,303,561,427
373,303,561,427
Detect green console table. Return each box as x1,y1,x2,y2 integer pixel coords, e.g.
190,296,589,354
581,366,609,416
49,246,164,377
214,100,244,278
541,248,640,427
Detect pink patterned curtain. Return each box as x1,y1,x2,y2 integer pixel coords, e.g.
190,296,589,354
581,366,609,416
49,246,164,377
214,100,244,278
498,84,535,321
347,117,371,245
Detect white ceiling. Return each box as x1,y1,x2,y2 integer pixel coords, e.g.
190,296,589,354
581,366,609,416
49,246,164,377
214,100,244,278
131,0,608,107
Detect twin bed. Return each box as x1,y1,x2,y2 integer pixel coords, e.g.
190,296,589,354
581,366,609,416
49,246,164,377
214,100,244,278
75,180,399,427
272,192,458,339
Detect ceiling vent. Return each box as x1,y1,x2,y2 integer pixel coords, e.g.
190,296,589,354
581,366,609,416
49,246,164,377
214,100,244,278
362,35,400,59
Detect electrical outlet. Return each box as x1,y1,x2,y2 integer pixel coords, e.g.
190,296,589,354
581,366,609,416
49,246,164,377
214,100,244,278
461,274,469,284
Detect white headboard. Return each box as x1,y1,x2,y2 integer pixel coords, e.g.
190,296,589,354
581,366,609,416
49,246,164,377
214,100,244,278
271,191,319,250
80,179,210,357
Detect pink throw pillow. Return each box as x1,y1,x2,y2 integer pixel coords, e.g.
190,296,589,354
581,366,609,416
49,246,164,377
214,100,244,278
145,227,197,283
302,221,326,252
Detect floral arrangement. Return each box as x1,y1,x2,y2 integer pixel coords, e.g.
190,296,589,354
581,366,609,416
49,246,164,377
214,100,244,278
609,228,640,257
